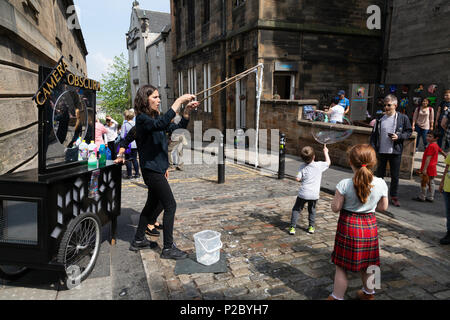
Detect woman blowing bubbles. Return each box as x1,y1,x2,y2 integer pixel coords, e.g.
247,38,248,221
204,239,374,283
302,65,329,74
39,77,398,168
115,85,199,259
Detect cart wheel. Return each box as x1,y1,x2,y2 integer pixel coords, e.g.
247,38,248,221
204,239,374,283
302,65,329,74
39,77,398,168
57,212,101,288
0,265,28,281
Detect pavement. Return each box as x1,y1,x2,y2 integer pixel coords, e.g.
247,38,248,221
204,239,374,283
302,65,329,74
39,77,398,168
191,141,449,241
1,148,450,300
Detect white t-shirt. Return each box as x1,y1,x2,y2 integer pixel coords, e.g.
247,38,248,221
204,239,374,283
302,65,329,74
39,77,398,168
379,114,397,154
336,177,388,213
105,119,118,142
297,161,330,200
329,105,345,123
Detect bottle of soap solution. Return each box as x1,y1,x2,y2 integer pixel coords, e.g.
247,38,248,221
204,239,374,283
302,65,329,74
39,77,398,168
88,141,98,167
78,140,89,161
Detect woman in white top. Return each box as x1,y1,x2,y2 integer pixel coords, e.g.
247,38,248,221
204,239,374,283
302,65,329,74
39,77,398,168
319,97,345,124
327,144,388,300
105,115,118,160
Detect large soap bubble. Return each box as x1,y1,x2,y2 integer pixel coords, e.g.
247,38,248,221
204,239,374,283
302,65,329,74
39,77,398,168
310,111,354,144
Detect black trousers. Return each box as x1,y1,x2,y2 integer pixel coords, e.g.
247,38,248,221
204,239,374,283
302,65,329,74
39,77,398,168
377,153,402,198
107,141,117,160
135,169,176,249
125,149,140,177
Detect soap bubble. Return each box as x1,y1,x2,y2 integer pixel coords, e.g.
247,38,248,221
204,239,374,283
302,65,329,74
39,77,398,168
310,114,353,144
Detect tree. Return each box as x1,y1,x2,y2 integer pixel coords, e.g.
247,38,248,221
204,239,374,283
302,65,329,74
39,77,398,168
98,53,131,123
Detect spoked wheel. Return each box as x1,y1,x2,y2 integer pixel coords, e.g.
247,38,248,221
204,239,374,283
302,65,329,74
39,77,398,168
0,265,28,281
57,212,101,288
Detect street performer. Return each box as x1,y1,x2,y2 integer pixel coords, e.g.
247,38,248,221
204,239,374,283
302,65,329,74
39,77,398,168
115,85,199,260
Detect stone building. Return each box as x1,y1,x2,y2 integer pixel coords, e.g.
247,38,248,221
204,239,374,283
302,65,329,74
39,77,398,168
146,24,174,112
126,1,171,105
383,0,450,85
170,0,384,133
0,0,88,175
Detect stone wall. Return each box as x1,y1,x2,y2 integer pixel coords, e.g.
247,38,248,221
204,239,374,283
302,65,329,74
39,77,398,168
0,0,87,175
384,0,450,85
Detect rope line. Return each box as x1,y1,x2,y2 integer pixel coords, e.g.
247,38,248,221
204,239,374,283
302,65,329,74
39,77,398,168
191,64,263,105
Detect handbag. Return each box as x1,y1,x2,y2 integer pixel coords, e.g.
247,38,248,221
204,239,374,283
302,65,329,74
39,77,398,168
116,122,132,155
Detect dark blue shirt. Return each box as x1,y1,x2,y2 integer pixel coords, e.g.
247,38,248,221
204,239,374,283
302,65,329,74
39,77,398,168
121,109,189,174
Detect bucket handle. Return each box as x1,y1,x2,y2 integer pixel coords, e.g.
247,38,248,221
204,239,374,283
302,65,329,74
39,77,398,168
197,238,223,254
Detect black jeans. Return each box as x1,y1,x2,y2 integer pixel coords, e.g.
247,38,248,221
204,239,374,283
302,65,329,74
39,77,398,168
290,197,316,227
135,169,176,249
377,153,402,198
107,141,117,160
125,149,140,177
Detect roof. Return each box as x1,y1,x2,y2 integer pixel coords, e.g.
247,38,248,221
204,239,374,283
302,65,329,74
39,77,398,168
135,9,171,33
147,24,171,48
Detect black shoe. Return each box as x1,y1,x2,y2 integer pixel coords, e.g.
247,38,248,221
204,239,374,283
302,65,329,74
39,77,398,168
133,174,141,179
440,233,450,245
154,223,163,230
160,244,188,260
145,226,160,236
129,238,158,252
123,175,132,180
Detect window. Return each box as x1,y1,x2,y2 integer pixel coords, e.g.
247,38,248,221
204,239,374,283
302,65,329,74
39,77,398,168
133,49,138,67
186,0,195,47
157,67,161,87
203,0,210,24
233,0,246,8
188,67,197,95
203,63,212,113
156,44,160,57
178,71,184,96
273,73,296,100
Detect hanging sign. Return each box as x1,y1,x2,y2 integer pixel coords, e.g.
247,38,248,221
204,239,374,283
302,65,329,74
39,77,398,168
32,56,101,106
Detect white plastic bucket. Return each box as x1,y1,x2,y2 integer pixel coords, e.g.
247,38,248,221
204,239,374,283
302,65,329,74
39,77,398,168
193,230,222,266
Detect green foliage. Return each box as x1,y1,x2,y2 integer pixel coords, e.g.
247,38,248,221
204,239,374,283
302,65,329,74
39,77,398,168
98,53,131,123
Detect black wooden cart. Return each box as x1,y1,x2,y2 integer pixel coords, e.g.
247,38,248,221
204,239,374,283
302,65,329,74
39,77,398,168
0,58,121,286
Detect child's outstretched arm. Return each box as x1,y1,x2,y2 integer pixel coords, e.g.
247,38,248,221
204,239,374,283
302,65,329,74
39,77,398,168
323,144,331,166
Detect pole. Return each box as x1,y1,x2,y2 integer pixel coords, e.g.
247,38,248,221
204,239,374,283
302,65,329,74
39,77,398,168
218,0,227,184
278,133,286,179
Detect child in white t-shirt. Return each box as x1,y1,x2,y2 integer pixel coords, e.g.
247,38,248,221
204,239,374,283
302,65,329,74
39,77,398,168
289,145,331,235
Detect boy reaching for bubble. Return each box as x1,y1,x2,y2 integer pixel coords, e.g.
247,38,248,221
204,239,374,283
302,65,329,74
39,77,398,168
289,145,331,235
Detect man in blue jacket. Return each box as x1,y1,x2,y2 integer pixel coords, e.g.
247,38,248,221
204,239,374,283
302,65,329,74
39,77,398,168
370,94,413,207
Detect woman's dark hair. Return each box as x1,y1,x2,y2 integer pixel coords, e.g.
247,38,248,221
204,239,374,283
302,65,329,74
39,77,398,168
348,144,377,204
134,85,158,118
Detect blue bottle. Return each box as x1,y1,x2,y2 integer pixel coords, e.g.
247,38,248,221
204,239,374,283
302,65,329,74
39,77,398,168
106,146,112,161
98,144,107,166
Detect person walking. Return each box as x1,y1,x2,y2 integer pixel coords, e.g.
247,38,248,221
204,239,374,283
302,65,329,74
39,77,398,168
328,144,388,300
116,85,199,259
370,94,412,207
105,115,119,160
412,98,434,152
438,151,450,245
122,110,140,179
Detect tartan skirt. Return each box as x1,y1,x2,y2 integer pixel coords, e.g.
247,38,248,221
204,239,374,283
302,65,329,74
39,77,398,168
331,209,380,272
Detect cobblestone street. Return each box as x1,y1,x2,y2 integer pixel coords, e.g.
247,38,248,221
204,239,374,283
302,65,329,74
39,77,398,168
121,154,450,300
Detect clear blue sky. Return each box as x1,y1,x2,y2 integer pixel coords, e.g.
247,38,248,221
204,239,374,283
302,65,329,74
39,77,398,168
76,0,171,81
